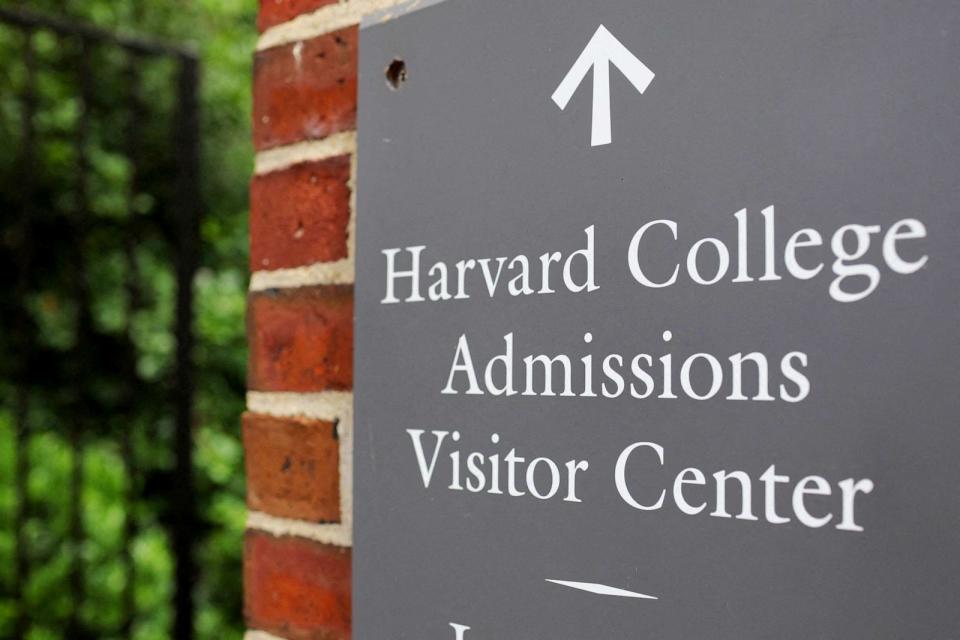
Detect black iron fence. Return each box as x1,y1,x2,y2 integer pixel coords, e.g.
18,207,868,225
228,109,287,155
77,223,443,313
0,7,200,638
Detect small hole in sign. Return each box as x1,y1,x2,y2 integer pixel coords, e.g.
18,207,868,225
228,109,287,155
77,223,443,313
385,58,407,90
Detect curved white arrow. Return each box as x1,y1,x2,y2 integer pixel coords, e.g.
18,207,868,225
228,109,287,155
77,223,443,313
546,579,658,600
552,24,655,147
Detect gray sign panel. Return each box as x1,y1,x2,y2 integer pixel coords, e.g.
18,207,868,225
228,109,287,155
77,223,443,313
355,1,960,637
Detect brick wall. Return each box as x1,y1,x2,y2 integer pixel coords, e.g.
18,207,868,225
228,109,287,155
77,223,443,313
245,2,405,638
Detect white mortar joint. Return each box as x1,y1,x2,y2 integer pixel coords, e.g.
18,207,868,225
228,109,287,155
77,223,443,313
258,0,410,51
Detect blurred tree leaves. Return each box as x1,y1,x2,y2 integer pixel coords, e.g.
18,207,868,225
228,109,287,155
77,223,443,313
0,0,254,638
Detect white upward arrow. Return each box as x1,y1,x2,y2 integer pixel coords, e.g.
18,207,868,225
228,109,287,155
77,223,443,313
552,25,655,147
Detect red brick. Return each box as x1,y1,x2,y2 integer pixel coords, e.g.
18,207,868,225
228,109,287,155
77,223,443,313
245,532,351,640
248,286,353,392
251,156,351,271
254,28,358,150
244,412,341,522
258,0,338,32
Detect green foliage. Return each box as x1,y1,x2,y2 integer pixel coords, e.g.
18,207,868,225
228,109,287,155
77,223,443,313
0,0,255,637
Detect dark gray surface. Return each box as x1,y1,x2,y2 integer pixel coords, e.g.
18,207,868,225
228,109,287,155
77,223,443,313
355,1,960,637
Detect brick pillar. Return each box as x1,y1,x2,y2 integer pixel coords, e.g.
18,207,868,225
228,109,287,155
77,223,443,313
245,2,404,638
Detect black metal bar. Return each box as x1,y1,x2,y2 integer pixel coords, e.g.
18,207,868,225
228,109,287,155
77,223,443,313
172,54,201,640
120,429,136,639
0,6,195,59
0,9,204,638
66,427,85,637
12,28,37,640
12,391,29,640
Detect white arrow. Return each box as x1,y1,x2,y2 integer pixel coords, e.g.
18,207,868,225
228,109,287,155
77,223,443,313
546,579,658,600
552,25,655,147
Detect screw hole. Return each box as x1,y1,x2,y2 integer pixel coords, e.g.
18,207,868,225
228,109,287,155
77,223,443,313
385,58,407,90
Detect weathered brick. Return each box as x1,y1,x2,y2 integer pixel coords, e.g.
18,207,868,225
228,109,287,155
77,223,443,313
251,156,351,272
258,0,338,32
248,286,354,392
244,412,341,522
245,532,351,640
254,27,358,150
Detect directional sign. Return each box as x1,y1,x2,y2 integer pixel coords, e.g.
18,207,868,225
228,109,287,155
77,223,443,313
356,1,960,638
551,25,654,146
